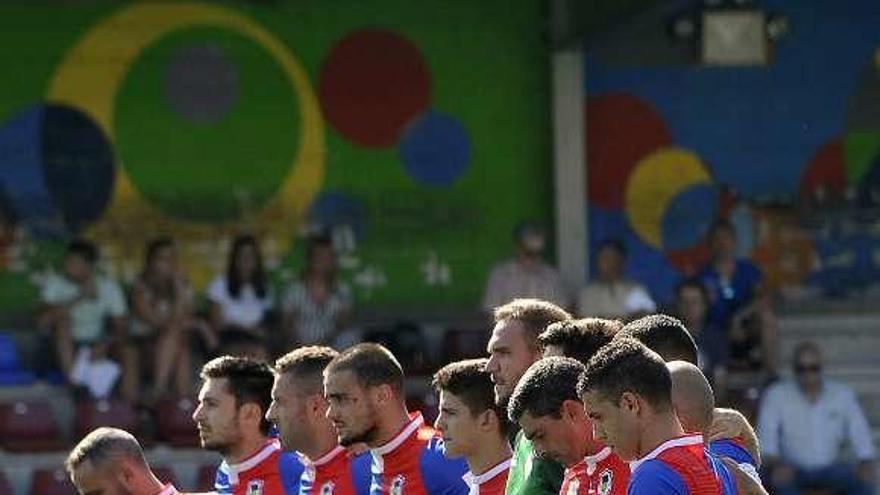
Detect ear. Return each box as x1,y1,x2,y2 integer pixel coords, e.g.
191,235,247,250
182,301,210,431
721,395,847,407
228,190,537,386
477,409,497,432
371,384,394,407
239,402,264,428
308,394,328,419
619,392,641,416
562,399,585,421
116,461,137,490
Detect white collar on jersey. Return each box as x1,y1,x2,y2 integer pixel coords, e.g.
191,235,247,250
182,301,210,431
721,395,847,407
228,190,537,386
463,457,512,487
371,412,425,457
583,446,614,475
308,445,347,467
219,438,281,485
629,434,704,472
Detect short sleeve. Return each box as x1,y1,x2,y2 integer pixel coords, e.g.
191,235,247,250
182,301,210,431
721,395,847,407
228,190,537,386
627,461,686,495
206,276,227,304
40,274,69,304
101,278,127,317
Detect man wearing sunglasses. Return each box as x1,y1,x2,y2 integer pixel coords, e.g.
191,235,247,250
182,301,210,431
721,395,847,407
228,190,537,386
758,341,876,495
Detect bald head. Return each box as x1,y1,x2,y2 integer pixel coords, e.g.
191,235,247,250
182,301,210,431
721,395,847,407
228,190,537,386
667,361,714,433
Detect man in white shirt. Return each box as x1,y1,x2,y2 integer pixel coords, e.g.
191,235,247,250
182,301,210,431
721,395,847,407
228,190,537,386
576,240,655,320
758,342,876,495
37,240,131,398
482,222,569,312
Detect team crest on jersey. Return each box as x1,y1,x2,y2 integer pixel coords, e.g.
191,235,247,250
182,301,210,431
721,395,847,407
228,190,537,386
247,479,264,495
597,469,613,495
390,475,406,495
566,479,580,495
319,481,335,495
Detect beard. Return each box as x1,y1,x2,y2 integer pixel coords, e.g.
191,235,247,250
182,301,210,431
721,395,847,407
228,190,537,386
338,423,379,447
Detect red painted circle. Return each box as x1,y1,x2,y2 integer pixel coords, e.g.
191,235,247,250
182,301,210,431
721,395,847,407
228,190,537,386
319,29,431,148
800,139,845,206
586,93,671,209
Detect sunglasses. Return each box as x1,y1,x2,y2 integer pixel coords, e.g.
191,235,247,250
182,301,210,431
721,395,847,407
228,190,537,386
795,364,821,374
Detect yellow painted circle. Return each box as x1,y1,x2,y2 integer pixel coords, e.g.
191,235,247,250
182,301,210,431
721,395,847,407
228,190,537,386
46,2,324,286
625,147,712,249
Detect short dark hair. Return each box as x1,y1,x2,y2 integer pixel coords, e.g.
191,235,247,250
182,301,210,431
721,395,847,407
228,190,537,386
274,346,339,395
617,314,698,365
538,318,622,364
67,240,98,265
493,299,572,350
325,343,404,393
675,278,708,302
65,427,147,475
508,357,585,423
709,219,735,239
433,358,511,438
597,239,627,258
201,356,274,435
793,341,821,366
577,338,672,411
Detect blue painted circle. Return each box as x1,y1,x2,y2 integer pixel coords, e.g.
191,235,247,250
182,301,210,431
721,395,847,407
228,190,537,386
661,183,719,251
0,104,116,237
398,111,470,187
41,105,115,234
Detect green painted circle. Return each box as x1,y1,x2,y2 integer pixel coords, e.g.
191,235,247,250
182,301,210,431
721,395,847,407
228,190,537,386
114,27,300,223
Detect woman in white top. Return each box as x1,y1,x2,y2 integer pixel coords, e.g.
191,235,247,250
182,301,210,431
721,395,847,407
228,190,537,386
206,235,273,349
281,234,352,345
130,237,197,400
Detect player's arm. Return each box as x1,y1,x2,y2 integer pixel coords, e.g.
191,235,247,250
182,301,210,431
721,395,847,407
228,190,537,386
708,407,761,467
720,458,768,495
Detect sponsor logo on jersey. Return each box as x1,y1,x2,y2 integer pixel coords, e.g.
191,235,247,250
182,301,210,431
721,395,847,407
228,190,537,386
247,479,265,495
390,475,406,495
598,469,613,495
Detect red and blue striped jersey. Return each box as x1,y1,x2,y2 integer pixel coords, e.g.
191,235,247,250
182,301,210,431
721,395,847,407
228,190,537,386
369,413,469,495
559,447,629,495
215,438,304,495
627,434,737,495
299,446,372,495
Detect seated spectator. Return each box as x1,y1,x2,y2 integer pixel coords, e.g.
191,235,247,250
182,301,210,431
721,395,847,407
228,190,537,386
37,240,134,399
673,279,728,383
130,237,197,401
281,234,352,346
577,239,655,320
758,342,876,495
482,221,569,312
698,220,778,376
206,234,273,354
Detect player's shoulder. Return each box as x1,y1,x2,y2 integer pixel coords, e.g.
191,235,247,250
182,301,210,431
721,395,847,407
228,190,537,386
629,460,686,495
709,438,754,466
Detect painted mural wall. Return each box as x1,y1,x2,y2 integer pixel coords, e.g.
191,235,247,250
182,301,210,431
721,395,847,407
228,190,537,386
585,0,880,303
0,1,551,311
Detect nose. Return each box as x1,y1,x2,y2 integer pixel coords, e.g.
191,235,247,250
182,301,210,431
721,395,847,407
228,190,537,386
485,354,499,374
265,401,276,423
192,404,203,422
433,413,445,432
325,402,337,421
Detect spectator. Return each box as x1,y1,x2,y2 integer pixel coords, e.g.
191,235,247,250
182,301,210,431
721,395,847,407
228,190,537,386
673,279,728,383
483,222,569,312
281,234,352,346
758,342,876,495
206,234,273,353
130,237,197,401
698,220,778,376
577,239,655,320
37,240,134,399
